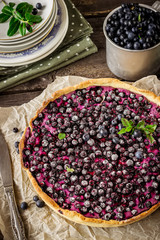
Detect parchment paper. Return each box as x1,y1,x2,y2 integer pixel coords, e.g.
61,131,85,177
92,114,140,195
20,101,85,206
0,75,160,240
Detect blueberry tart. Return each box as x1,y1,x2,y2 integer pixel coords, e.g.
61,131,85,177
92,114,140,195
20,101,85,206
19,78,160,227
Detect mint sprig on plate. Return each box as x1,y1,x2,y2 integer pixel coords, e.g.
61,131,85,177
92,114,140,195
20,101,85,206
118,118,157,144
0,1,42,36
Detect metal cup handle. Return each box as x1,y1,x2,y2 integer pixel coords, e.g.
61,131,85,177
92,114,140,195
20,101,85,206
152,1,160,11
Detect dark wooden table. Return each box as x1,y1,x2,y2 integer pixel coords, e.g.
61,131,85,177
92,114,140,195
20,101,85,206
0,0,158,107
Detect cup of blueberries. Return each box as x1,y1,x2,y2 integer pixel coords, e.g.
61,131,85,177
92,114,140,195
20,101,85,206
103,2,160,81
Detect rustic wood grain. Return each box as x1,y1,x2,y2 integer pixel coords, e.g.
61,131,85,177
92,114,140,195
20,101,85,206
0,91,42,107
72,0,155,16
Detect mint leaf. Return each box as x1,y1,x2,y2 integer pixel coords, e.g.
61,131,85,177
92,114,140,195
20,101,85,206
13,10,23,21
16,2,28,12
0,13,10,22
118,128,127,135
2,6,13,16
66,167,74,173
126,126,133,132
25,4,33,14
25,13,42,23
9,2,15,8
118,118,157,143
16,2,33,17
143,129,151,135
7,17,20,36
146,134,155,144
145,124,157,133
129,120,134,126
58,133,66,140
121,118,130,127
136,120,145,129
19,22,26,36
138,13,141,22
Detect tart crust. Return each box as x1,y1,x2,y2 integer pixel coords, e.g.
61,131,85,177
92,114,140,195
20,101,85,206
19,78,160,227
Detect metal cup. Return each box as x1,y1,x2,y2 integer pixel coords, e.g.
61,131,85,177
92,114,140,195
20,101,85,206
103,2,160,81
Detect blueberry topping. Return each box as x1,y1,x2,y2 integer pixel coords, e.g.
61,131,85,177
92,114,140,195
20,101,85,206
21,85,160,222
135,151,143,159
134,129,142,138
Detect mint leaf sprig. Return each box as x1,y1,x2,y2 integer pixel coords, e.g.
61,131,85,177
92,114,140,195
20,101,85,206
0,2,42,36
138,13,141,22
118,118,157,144
66,167,74,173
58,133,66,140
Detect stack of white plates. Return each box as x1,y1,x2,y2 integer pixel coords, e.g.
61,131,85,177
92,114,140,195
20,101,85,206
0,0,68,66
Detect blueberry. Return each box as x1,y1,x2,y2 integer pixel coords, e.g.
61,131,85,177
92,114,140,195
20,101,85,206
111,154,118,161
36,200,45,208
111,119,117,125
128,32,135,40
117,114,123,121
112,137,119,144
99,128,108,137
135,150,143,159
32,8,38,15
82,134,90,141
126,159,134,166
20,131,24,136
134,129,142,138
148,23,156,30
26,24,32,31
36,3,42,9
126,42,133,49
71,115,79,122
20,202,28,210
145,201,152,208
13,127,18,133
147,29,154,36
134,42,141,50
95,96,102,103
104,213,111,220
14,141,19,148
131,209,137,215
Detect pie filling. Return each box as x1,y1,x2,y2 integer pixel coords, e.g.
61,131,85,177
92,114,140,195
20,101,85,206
22,86,160,221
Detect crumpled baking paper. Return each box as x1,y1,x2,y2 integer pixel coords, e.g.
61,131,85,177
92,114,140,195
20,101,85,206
0,75,160,240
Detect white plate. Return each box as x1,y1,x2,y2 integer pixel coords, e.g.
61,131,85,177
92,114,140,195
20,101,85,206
0,0,55,41
0,0,58,47
0,0,68,66
0,1,58,52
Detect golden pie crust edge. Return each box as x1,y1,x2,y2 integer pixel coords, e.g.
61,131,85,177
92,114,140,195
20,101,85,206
19,78,160,227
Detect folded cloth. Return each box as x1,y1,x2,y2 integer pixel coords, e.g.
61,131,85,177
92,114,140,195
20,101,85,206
0,0,97,92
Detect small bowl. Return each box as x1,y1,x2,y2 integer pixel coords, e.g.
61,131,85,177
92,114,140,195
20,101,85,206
103,3,160,81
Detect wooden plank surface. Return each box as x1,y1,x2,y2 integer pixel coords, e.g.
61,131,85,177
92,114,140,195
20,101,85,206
72,0,155,16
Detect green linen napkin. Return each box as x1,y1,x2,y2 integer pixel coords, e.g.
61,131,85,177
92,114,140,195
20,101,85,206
0,0,97,92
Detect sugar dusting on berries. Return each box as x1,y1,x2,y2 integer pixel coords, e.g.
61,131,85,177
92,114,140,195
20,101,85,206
22,86,160,221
